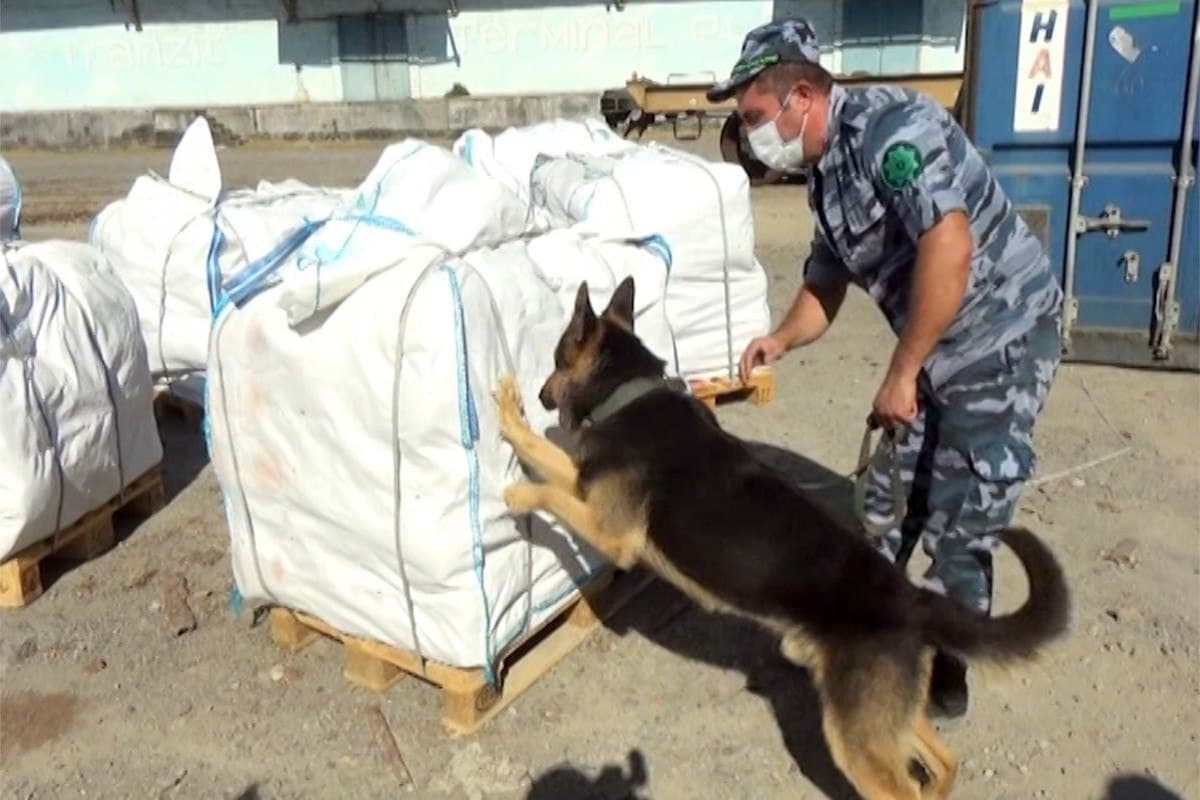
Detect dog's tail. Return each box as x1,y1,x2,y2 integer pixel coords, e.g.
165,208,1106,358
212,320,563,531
917,526,1070,663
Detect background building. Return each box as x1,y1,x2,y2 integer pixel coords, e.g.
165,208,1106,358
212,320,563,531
0,0,968,112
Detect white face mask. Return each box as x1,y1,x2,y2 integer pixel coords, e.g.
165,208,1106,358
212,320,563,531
747,92,809,173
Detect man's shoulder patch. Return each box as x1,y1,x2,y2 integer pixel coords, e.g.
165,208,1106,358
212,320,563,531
880,141,923,191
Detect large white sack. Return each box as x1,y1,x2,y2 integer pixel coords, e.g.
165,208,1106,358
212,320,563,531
208,222,673,672
214,138,547,329
527,143,770,380
0,241,163,559
452,118,635,217
452,120,770,381
90,117,351,383
0,156,20,244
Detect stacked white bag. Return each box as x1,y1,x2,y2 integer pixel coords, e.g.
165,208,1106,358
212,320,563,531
453,119,771,381
208,140,676,671
0,156,20,244
454,117,635,223
0,240,162,560
90,118,351,404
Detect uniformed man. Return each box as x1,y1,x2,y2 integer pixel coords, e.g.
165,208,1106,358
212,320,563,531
709,19,1063,719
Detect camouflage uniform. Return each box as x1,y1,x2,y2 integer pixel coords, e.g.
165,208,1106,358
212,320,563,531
710,21,1063,615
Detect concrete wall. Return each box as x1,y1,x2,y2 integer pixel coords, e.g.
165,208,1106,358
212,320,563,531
0,0,968,113
0,94,602,149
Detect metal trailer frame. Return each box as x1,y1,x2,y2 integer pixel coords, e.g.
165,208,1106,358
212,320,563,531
602,71,966,185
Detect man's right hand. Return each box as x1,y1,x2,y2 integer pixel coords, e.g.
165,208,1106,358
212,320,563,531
739,334,788,383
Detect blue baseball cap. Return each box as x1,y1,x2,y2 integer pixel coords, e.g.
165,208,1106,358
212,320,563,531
707,19,822,103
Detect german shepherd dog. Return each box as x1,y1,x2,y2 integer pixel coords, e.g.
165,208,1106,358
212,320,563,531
491,277,1070,800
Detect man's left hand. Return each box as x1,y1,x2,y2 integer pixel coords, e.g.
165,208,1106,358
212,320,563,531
872,368,919,431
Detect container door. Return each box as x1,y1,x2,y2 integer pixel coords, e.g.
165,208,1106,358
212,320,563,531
1069,1,1198,367
964,0,1199,370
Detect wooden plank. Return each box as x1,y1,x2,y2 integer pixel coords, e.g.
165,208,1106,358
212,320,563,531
689,367,775,410
0,467,165,609
268,568,655,735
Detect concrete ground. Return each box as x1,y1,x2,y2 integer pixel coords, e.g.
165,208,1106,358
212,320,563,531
2,130,1198,800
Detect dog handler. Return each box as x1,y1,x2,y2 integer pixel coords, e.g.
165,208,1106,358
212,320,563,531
711,19,1063,719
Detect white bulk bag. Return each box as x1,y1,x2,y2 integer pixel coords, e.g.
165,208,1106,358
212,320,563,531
208,220,672,672
0,156,21,244
0,241,163,559
529,144,770,380
453,118,635,214
90,117,351,384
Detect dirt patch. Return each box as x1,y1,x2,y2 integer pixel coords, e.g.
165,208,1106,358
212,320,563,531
0,690,83,764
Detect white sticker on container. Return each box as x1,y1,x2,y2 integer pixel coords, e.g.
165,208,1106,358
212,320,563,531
1013,0,1071,133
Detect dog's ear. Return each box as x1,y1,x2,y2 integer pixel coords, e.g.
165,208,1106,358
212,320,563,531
602,276,635,328
567,281,598,344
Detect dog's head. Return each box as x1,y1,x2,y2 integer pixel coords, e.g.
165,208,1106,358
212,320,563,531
538,276,664,429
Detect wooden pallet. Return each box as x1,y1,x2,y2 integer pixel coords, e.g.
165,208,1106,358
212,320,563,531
689,367,775,409
269,568,654,735
0,467,166,608
153,387,204,429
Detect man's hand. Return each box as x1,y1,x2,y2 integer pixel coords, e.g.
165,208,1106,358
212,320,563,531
872,366,919,431
737,281,847,384
739,334,787,383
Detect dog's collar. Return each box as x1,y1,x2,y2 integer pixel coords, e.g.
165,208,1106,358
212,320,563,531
583,376,689,426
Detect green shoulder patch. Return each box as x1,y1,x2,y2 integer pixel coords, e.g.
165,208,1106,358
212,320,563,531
880,141,923,191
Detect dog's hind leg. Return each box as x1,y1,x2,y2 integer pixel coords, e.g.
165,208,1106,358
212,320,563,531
911,712,958,800
493,378,579,491
817,650,926,800
821,711,923,800
503,482,640,570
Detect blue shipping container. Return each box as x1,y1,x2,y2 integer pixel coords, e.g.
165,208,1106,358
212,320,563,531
962,0,1199,370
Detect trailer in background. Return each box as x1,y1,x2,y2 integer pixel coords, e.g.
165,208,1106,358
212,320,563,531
601,71,964,185
959,0,1199,371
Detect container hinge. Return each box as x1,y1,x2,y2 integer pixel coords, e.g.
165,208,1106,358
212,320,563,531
1075,204,1152,238
1061,296,1079,354
1151,261,1179,360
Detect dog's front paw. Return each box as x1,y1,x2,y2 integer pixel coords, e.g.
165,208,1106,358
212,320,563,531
503,482,542,515
492,375,529,440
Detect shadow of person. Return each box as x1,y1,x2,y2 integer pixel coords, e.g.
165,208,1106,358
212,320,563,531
526,749,651,800
231,784,261,800
1103,775,1186,800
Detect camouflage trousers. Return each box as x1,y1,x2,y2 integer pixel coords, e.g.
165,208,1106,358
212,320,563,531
863,313,1061,614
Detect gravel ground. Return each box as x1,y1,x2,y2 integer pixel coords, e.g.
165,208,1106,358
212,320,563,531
2,130,1197,800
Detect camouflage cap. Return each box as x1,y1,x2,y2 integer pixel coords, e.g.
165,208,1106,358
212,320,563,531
706,19,821,102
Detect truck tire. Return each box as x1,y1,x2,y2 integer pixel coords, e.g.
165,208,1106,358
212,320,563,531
719,114,786,186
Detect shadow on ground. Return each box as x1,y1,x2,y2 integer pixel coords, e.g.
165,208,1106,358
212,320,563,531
579,440,868,800
36,412,212,597
526,749,651,799
154,413,211,502
1103,774,1186,800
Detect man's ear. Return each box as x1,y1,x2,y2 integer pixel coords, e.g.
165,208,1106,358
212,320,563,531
602,276,635,329
568,281,598,343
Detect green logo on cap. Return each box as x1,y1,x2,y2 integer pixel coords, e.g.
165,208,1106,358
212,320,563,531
881,142,923,191
732,52,781,77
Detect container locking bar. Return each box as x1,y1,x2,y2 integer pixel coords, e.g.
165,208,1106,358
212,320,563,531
1075,204,1152,238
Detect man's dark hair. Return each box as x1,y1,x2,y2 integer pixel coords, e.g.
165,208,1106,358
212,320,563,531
756,60,834,99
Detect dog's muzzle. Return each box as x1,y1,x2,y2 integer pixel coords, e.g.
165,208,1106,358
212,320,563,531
538,377,559,411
